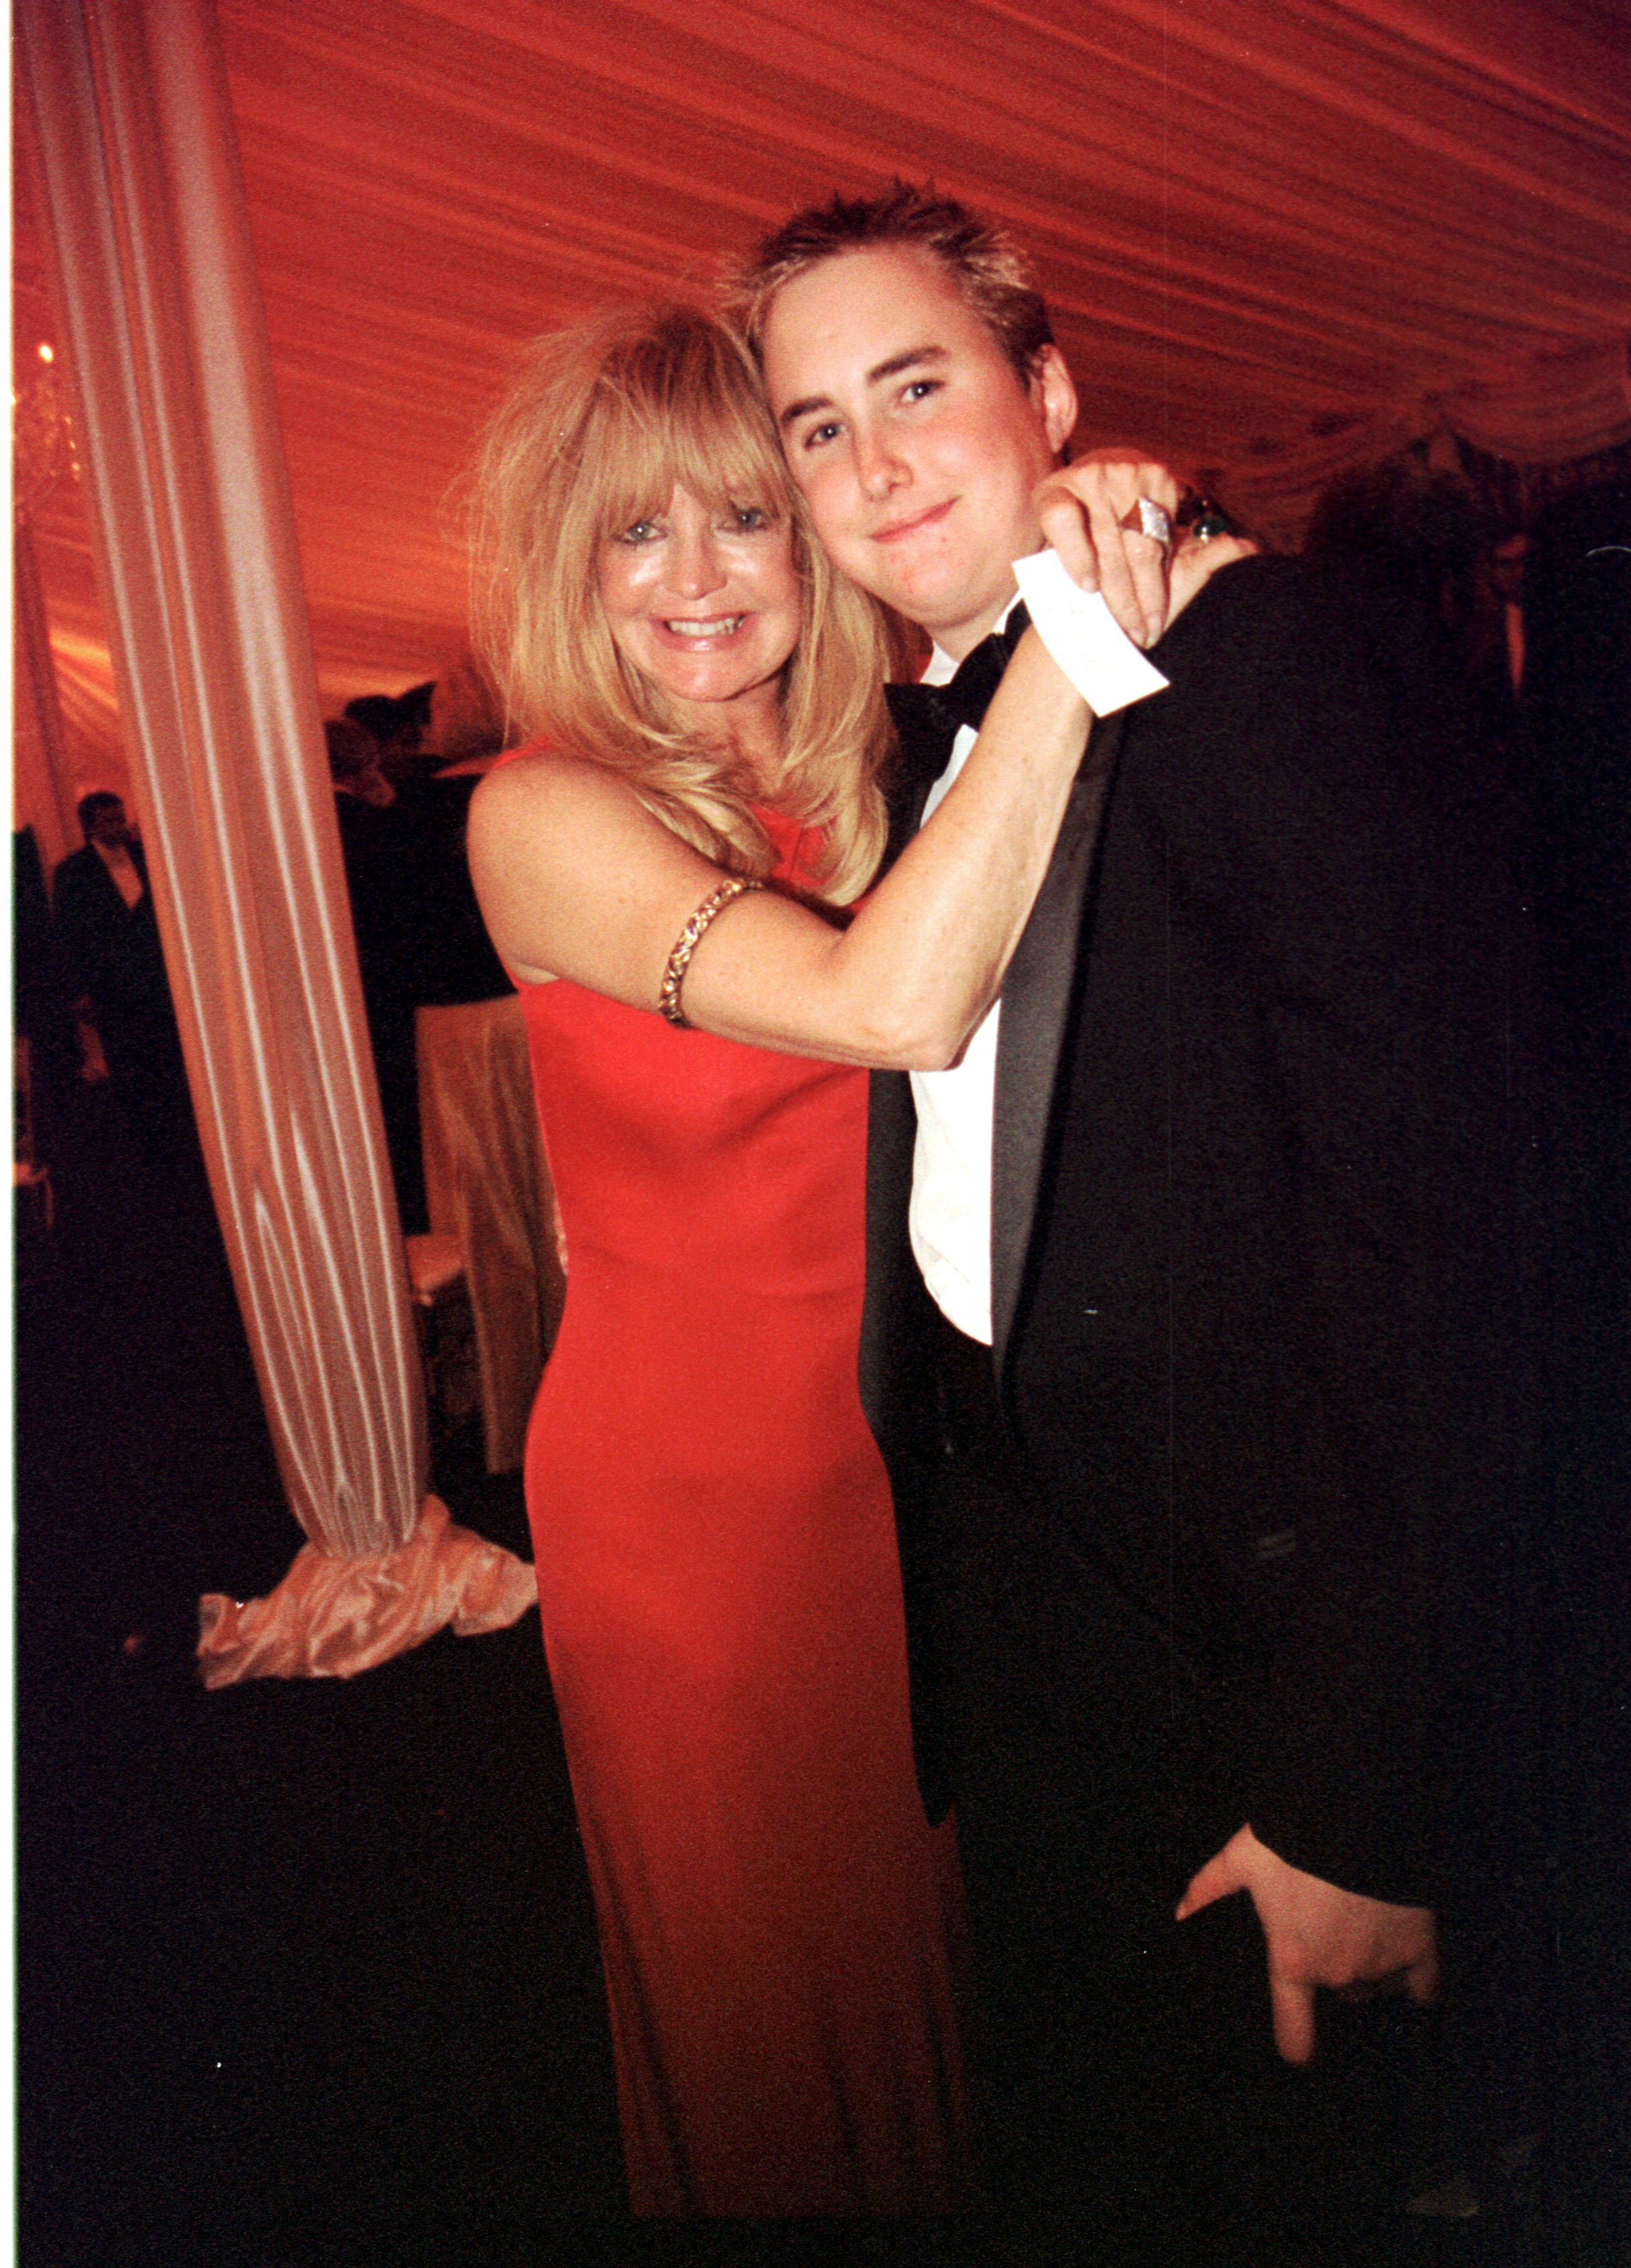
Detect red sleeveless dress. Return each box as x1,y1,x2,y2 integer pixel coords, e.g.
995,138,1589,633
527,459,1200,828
515,809,968,2216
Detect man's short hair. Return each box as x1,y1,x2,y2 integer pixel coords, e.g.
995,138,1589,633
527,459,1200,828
728,181,1055,388
342,685,433,750
76,791,124,836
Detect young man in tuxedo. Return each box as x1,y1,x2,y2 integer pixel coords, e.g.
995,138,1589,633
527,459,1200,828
733,187,1529,2235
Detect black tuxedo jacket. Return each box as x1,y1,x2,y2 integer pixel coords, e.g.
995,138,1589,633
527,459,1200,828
52,838,171,1027
861,556,1530,1907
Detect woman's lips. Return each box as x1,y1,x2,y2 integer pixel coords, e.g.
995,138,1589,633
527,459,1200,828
872,499,954,546
653,613,748,646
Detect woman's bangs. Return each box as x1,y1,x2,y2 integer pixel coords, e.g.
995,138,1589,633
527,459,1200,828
591,366,789,539
669,397,789,527
590,403,685,541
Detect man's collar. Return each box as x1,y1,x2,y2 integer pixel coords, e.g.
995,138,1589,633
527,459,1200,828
921,592,1024,687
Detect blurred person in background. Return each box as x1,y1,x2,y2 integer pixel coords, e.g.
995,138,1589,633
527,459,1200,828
53,791,192,1173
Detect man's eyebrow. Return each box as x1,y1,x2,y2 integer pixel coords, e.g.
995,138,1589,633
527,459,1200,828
776,344,948,431
777,390,833,431
867,344,947,387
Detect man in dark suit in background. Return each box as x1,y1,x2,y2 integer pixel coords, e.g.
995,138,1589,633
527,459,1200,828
54,791,194,1169
736,187,1531,2239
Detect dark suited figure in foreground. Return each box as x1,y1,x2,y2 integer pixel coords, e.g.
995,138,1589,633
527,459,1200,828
736,188,1533,2242
54,791,194,1170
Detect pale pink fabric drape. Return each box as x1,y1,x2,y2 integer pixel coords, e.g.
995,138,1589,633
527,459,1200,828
417,994,566,1476
197,1497,537,1687
16,0,535,1678
13,513,82,880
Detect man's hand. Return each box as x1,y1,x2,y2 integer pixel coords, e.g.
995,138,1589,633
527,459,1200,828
1176,1823,1438,2066
1033,448,1183,651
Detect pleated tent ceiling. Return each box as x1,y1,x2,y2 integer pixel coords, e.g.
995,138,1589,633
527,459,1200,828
15,0,1631,782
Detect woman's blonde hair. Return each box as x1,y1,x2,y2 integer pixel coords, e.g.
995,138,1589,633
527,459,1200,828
470,304,891,903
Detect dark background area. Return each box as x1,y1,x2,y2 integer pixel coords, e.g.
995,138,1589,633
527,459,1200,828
15,1080,625,2265
14,988,1628,2266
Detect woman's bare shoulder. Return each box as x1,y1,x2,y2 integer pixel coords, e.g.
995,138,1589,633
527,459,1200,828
468,742,716,997
470,747,667,880
472,746,635,824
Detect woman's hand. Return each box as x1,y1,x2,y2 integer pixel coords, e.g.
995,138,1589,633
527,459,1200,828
1033,451,1256,649
1033,448,1184,651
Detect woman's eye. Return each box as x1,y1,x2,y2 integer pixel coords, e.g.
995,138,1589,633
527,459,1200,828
801,420,842,450
732,506,769,533
902,379,939,405
616,519,660,545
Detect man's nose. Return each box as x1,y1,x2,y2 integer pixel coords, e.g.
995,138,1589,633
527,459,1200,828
854,427,908,501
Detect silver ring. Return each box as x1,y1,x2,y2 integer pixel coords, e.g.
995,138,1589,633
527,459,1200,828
1127,496,1173,547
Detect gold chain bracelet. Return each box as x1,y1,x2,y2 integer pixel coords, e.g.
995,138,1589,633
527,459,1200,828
658,876,765,1028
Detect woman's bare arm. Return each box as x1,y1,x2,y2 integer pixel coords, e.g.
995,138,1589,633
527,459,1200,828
469,536,1252,1071
470,627,1084,1070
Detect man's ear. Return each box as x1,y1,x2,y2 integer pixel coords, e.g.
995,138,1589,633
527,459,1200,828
1032,346,1079,458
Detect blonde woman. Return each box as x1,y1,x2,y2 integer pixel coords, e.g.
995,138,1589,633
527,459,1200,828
468,305,1203,2216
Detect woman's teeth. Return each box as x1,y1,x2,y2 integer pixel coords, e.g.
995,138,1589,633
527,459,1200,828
665,615,744,637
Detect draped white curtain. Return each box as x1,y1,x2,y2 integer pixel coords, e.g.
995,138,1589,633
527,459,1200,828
13,514,82,880
15,0,536,1680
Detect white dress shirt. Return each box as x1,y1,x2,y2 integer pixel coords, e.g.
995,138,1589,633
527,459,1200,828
94,835,146,910
907,598,1023,1346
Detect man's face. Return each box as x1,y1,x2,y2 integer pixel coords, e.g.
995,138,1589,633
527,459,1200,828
88,799,129,847
761,245,1077,659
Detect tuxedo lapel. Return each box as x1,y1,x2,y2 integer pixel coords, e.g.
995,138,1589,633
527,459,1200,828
859,687,952,1445
990,710,1128,1382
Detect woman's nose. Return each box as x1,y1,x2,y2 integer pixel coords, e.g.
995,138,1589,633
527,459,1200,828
668,529,728,599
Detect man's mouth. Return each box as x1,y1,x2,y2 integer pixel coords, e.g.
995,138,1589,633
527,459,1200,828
872,500,954,545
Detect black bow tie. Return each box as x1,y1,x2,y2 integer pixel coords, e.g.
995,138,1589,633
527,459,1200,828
889,604,1031,774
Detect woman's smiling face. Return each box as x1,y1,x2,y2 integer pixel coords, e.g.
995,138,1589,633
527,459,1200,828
596,485,803,743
